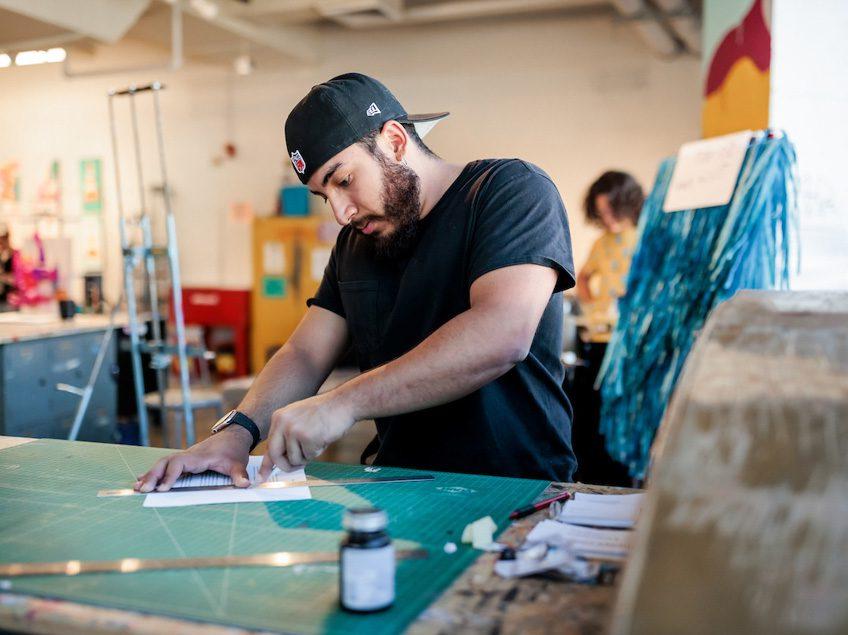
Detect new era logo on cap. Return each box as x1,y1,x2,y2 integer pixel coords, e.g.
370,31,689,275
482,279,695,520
290,150,306,174
366,102,381,117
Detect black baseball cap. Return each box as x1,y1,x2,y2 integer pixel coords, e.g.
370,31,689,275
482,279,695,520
284,73,449,184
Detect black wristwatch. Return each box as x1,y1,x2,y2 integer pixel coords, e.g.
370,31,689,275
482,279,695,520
211,410,261,452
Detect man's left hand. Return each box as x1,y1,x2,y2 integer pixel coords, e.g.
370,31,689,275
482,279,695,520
258,392,355,478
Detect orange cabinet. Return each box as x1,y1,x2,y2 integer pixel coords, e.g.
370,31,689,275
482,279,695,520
251,216,338,373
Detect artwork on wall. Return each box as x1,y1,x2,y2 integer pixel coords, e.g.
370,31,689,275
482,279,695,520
0,162,20,206
80,216,103,273
36,160,62,215
79,158,105,272
702,0,771,138
262,276,286,299
228,200,254,224
80,158,103,214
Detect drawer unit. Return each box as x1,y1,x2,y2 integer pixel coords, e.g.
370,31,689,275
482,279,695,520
0,329,117,441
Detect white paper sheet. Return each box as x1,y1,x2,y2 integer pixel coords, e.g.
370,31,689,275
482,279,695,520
663,130,754,212
143,456,311,508
557,492,644,528
262,242,286,275
573,492,645,506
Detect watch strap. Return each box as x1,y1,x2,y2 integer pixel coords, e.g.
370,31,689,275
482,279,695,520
229,411,261,452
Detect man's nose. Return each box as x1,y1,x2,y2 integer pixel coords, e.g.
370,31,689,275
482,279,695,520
330,196,356,227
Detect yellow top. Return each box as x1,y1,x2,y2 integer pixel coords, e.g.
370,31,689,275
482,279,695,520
580,227,638,342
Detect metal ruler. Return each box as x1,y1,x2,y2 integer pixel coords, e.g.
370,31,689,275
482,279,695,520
98,474,435,497
0,549,429,578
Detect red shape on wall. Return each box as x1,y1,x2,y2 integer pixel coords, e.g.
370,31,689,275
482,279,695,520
704,0,771,97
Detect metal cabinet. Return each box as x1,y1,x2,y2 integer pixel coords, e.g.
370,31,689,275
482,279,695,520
0,330,117,442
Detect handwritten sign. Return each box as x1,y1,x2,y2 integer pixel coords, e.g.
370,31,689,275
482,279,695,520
663,130,754,212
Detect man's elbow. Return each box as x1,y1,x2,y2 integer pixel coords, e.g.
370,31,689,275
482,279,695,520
495,332,534,366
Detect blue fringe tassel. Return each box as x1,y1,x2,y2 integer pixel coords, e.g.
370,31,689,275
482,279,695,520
597,133,799,480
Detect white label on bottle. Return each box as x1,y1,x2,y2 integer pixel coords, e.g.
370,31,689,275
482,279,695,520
341,545,395,611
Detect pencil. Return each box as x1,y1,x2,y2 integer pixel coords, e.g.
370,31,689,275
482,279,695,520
509,490,571,520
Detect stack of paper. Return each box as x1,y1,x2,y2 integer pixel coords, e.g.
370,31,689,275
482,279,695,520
495,492,645,581
556,492,644,528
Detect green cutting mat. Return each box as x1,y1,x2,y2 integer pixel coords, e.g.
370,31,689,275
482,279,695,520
0,439,548,634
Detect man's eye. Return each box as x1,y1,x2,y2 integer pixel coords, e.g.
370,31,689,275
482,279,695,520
339,175,351,187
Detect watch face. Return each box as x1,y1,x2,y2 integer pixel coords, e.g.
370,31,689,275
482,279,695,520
212,410,237,433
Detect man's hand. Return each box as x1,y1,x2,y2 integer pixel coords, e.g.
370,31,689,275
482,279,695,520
259,392,355,478
134,425,254,493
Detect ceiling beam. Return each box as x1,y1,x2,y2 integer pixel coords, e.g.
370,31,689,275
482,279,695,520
652,0,701,54
62,0,182,77
316,0,403,21
609,0,680,57
330,0,605,28
0,32,85,53
0,0,151,43
180,0,318,63
220,0,317,17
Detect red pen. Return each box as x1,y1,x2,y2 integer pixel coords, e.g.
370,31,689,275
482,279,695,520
509,490,571,520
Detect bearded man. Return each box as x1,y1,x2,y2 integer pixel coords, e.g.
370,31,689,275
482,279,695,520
136,73,577,492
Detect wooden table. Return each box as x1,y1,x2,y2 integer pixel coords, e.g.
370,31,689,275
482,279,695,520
410,482,628,635
0,436,628,635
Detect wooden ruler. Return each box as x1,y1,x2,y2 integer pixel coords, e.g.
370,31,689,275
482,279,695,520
98,474,435,497
0,549,429,578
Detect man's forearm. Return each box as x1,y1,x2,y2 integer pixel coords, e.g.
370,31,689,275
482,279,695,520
237,343,332,437
329,306,525,422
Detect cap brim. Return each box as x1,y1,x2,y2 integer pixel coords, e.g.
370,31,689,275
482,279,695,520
400,112,449,138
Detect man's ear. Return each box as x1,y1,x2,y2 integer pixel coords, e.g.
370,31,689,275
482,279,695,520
380,120,409,162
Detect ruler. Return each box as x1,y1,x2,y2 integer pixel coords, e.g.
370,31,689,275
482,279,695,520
98,474,435,497
0,549,429,578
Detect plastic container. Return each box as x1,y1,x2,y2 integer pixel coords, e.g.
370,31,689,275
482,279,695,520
280,184,310,216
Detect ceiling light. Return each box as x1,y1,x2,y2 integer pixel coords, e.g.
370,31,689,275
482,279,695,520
0,54,10,68
14,48,66,66
46,48,67,63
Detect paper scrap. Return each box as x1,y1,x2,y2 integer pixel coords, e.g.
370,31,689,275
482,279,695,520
461,515,498,550
526,519,631,560
143,456,311,508
493,545,600,581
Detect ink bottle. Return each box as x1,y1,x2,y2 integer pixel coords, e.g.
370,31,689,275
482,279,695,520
340,507,395,612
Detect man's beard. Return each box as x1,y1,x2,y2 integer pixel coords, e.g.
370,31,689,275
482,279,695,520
370,155,422,259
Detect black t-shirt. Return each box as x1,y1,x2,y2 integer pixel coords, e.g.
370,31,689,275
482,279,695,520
308,158,577,481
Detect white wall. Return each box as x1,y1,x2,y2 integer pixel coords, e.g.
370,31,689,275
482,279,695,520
770,0,848,290
0,12,702,302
